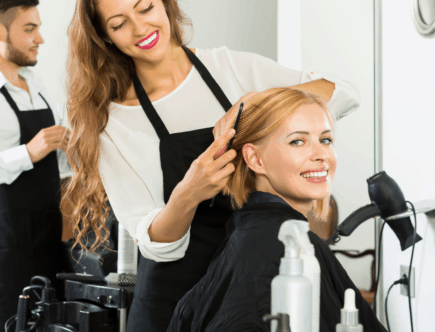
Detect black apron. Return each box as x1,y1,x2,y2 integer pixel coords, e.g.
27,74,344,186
126,47,234,331
0,87,63,328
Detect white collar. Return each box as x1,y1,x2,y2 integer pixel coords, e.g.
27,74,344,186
0,67,43,92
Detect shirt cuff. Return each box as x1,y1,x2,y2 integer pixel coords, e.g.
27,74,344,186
300,70,361,121
1,144,34,172
135,208,191,262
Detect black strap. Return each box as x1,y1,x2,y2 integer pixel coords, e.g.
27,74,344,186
1,86,51,114
38,93,51,110
182,46,232,112
0,86,20,116
133,73,170,139
133,46,233,140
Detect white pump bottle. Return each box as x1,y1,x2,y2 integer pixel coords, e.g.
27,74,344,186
299,222,321,332
271,220,315,332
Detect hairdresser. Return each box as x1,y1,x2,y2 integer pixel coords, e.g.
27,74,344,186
65,0,360,331
0,0,71,328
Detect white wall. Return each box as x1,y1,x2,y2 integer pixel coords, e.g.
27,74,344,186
380,0,435,329
279,0,376,290
33,0,76,108
33,0,278,107
180,0,277,60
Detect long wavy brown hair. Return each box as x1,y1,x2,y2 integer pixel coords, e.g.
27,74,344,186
223,87,335,221
62,0,192,253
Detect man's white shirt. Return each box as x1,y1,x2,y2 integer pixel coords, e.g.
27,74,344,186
0,67,72,185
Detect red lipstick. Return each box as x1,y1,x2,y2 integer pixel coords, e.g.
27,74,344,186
136,30,159,50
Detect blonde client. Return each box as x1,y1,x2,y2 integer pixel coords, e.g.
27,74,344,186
167,88,386,332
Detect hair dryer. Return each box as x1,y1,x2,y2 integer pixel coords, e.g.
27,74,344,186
326,171,422,250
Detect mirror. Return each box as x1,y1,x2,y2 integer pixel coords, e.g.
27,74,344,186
277,0,376,294
34,0,376,293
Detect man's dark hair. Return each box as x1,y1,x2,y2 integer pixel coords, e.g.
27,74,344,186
0,0,39,29
0,0,39,13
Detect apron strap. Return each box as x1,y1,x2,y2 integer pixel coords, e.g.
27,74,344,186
133,46,233,140
182,46,233,112
133,73,170,140
0,86,21,116
38,93,51,110
1,87,52,114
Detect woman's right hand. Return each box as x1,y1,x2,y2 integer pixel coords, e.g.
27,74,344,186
175,128,237,205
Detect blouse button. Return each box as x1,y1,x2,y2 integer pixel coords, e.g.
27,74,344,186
135,239,139,243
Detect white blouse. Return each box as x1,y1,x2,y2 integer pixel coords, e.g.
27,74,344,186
99,46,361,262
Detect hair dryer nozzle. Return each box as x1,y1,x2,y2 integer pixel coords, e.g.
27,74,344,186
387,216,422,251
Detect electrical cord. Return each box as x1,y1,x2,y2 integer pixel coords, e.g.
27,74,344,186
405,201,417,332
371,219,386,312
5,307,42,332
5,284,45,332
23,285,43,301
385,275,408,332
21,312,41,332
4,314,17,332
384,201,417,332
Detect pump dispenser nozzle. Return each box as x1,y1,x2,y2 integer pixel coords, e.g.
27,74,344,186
278,221,312,254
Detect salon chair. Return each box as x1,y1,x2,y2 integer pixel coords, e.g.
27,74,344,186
331,249,376,305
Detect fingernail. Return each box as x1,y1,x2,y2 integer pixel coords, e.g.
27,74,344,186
230,129,236,136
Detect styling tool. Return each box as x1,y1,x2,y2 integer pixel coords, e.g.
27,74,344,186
57,272,137,287
210,101,244,207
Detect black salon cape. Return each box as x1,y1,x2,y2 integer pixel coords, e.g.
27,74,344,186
167,192,387,332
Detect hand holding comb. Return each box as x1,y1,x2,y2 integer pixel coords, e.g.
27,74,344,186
210,102,244,207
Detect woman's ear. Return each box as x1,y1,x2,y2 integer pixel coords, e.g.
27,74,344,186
242,143,267,175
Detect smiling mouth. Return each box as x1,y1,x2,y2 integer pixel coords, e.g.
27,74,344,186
300,170,329,179
136,31,158,47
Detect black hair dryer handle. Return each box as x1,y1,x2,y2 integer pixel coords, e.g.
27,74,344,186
337,204,382,236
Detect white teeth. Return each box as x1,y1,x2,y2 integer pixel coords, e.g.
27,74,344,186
138,32,158,47
301,171,328,178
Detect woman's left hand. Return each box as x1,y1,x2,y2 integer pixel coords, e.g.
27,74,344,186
213,92,258,159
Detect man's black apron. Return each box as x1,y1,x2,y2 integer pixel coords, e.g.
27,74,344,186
126,46,234,331
0,87,63,328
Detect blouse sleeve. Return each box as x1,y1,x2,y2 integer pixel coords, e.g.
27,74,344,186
223,47,361,121
99,132,191,262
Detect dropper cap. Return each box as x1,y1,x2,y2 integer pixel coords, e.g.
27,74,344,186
340,289,359,326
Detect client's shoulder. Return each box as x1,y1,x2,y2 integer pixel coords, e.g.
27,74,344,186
226,202,307,251
236,201,306,226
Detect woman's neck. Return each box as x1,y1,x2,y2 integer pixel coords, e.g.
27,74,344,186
255,181,314,218
133,42,192,99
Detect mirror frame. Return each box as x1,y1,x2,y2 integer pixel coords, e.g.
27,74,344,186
411,0,435,37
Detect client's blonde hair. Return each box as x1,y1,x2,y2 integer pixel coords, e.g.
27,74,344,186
223,87,335,221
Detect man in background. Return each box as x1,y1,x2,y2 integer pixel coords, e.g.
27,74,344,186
0,0,71,328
